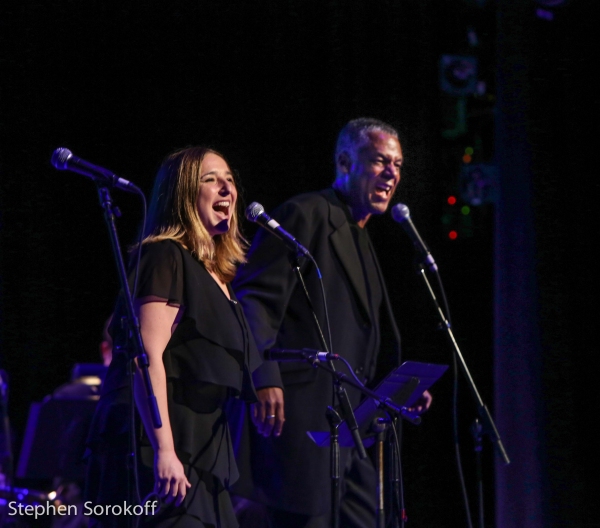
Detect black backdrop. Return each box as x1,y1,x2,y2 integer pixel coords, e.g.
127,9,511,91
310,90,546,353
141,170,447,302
1,1,597,527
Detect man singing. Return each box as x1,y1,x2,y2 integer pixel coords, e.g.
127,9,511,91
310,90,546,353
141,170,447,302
232,117,431,528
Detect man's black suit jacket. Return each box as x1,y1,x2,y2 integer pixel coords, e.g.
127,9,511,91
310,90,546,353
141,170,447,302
231,188,402,516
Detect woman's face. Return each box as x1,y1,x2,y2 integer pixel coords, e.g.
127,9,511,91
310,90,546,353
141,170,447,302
197,153,237,237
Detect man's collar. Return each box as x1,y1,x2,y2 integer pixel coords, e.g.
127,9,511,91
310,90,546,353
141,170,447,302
332,187,359,227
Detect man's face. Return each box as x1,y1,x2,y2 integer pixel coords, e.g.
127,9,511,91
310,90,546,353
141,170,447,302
339,131,403,225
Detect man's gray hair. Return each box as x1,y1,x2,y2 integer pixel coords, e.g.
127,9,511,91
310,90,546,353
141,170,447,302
335,118,399,160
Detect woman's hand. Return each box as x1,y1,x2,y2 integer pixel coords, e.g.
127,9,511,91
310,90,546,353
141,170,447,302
154,449,191,507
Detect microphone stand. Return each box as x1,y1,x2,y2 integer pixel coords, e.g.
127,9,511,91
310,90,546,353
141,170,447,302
288,254,366,528
95,184,161,515
96,185,161,426
369,416,404,528
325,405,342,528
371,418,387,528
387,415,406,528
415,262,510,524
471,419,484,528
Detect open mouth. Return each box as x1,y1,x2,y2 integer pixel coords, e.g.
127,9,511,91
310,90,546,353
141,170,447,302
374,183,393,198
213,201,231,216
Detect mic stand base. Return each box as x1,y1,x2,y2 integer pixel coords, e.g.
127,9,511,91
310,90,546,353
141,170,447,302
471,419,485,528
371,418,387,528
326,407,342,528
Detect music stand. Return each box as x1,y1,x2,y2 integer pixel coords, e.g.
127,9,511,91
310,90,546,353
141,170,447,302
17,396,98,482
307,361,448,448
307,360,448,528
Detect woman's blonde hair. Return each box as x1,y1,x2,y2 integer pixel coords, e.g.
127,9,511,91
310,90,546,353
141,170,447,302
142,146,246,282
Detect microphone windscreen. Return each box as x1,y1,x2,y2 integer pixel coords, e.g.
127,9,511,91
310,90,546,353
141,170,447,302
51,148,73,170
391,203,410,223
245,202,265,222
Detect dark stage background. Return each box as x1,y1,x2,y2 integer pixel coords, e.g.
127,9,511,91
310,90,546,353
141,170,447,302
1,1,597,527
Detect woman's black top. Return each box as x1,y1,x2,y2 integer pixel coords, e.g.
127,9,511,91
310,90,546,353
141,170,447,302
86,239,261,525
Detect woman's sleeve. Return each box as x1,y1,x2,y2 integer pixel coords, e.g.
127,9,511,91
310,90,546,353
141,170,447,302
133,241,184,304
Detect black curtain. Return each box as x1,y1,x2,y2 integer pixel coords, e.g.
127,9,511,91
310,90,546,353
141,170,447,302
494,0,599,526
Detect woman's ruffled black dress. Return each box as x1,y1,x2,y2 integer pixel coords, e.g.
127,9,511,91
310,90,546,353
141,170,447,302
85,240,262,528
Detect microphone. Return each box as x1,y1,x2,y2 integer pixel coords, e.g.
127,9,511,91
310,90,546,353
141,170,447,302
391,203,438,272
264,348,339,362
51,148,141,194
245,202,311,257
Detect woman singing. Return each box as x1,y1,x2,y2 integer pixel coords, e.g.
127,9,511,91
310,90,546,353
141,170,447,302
85,146,261,527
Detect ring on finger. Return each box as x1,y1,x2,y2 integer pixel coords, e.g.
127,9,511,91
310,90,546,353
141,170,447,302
266,414,276,419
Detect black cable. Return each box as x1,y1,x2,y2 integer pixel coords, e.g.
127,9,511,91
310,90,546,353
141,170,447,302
336,355,367,388
310,255,334,356
293,255,337,408
431,268,473,528
312,254,338,409
384,413,405,528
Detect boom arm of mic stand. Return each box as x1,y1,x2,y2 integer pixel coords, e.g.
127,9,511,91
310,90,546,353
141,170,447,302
417,265,510,465
97,185,162,429
312,361,423,426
